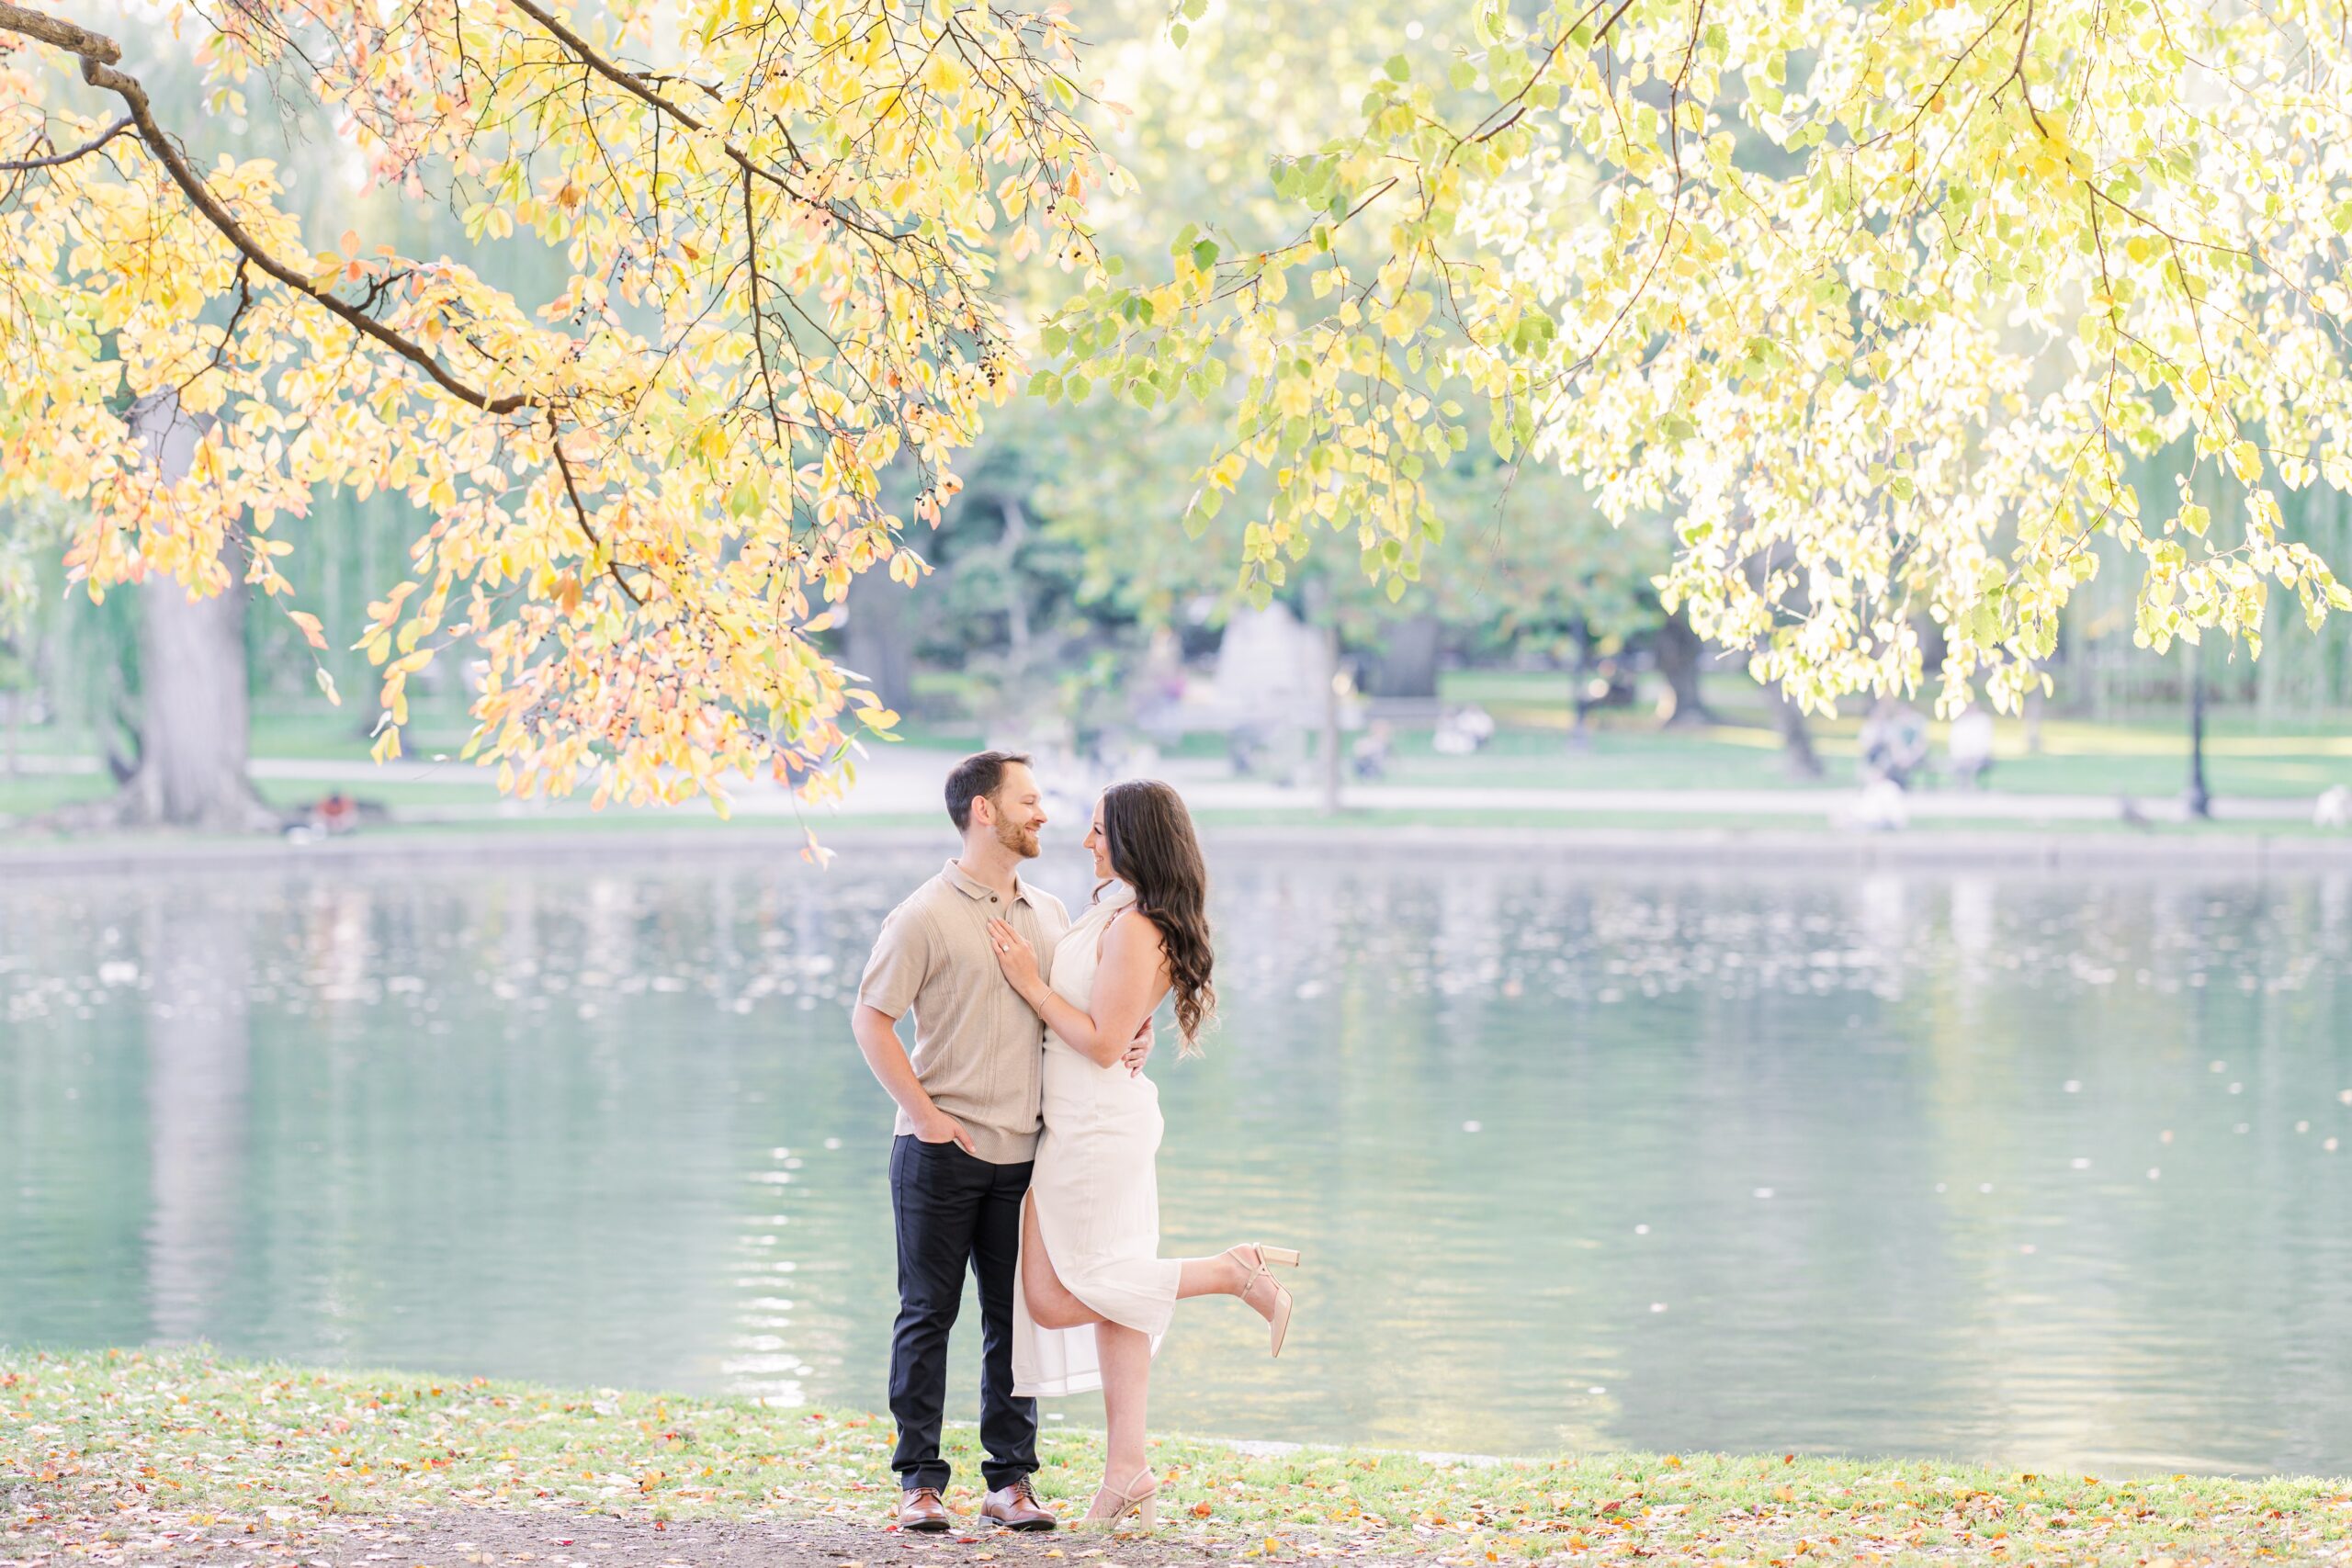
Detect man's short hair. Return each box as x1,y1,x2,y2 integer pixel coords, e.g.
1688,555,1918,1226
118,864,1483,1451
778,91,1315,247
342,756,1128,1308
946,750,1033,831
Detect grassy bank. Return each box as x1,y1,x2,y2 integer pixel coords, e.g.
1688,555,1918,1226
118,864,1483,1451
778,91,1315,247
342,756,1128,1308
3,1350,2347,1566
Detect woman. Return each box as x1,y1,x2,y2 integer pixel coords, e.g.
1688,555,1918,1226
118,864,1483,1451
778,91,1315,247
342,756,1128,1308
985,779,1297,1529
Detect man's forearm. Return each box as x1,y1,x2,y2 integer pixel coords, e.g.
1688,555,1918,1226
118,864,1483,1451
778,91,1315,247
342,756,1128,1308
852,1005,937,1122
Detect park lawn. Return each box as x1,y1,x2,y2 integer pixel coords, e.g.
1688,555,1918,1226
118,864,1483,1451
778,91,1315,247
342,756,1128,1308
0,772,510,821
1379,714,2352,799
0,773,111,817
3,1350,2346,1566
5,703,2350,829
247,708,478,762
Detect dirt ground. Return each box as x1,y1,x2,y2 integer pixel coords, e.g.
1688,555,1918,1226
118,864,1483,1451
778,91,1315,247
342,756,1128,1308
3,1502,1378,1568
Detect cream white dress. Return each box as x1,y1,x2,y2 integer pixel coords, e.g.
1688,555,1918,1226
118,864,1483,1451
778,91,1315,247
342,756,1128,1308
1011,883,1182,1397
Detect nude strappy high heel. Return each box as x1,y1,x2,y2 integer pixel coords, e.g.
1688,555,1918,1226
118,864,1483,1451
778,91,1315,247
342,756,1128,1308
1084,1466,1159,1529
1231,1244,1302,1357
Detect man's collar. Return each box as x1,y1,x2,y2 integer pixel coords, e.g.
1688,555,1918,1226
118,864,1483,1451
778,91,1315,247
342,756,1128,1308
944,856,1032,905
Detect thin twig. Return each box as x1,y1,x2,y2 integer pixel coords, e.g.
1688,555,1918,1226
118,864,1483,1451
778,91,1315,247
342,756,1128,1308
0,112,133,170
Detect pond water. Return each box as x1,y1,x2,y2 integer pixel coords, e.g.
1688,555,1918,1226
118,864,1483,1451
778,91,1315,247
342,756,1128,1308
4,843,2350,1476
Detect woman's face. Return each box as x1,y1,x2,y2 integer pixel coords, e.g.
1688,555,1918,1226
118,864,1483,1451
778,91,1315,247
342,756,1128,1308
1083,797,1114,881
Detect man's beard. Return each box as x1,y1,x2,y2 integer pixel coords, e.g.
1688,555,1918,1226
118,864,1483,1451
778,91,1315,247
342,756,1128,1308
995,816,1041,859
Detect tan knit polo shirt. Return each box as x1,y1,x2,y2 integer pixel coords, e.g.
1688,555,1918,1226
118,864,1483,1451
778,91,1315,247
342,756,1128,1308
856,859,1071,1165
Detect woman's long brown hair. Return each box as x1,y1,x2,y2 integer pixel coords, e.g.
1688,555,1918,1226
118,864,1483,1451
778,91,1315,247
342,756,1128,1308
1099,779,1216,1053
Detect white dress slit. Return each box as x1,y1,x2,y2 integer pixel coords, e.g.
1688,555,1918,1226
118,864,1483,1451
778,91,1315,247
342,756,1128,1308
1010,884,1183,1397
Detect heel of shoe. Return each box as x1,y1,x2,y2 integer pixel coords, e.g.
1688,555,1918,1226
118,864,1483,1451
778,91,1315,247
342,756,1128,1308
1136,1495,1158,1529
1258,1246,1301,1268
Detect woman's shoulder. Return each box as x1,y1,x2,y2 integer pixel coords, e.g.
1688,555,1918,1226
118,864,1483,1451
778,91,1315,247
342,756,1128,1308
1102,903,1168,954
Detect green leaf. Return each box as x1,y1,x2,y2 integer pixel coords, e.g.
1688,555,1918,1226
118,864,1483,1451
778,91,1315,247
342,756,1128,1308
1384,53,1410,82
1191,238,1220,271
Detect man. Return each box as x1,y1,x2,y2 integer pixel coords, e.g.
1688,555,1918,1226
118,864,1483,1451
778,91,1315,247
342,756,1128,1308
852,751,1149,1532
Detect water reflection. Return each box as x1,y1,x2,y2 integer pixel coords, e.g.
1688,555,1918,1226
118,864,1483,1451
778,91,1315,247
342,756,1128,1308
2,849,2348,1473
144,909,250,1340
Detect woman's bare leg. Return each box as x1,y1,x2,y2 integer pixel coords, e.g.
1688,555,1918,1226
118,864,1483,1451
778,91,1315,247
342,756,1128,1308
1174,1247,1287,1326
1093,1320,1154,1495
1020,1195,1105,1331
1174,1249,1249,1300
1084,1247,1293,1516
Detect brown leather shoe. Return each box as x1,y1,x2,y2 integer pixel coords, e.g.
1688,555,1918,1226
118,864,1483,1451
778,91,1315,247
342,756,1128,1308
980,1477,1057,1531
896,1486,952,1532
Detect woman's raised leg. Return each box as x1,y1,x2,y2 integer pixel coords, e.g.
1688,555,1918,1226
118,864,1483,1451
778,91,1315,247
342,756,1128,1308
1174,1244,1296,1306
1172,1245,1299,1355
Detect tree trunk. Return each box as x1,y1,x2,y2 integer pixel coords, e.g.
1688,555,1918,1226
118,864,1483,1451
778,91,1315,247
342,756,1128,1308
1652,608,1716,728
1319,614,1344,815
1735,536,1815,775
1566,623,1593,750
2185,658,2211,818
998,495,1033,666
0,627,26,778
842,560,918,713
112,394,277,832
1764,681,1824,778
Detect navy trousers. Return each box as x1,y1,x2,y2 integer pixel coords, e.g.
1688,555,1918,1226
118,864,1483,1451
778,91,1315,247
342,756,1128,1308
887,1134,1037,1493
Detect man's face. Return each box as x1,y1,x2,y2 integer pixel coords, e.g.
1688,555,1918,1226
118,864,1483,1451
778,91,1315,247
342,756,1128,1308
984,762,1046,860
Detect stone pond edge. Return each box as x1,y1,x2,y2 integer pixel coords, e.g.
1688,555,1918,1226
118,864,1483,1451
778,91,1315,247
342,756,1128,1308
6,821,2352,877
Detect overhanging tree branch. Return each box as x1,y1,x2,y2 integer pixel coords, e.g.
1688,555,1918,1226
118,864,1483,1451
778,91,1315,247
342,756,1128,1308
545,412,646,608
495,0,911,244
0,0,529,415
